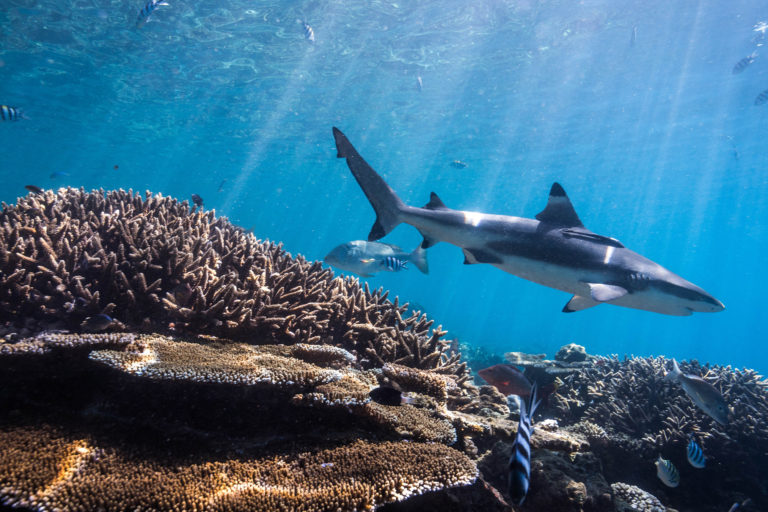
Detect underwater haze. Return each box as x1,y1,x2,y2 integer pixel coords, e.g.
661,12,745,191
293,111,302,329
2,0,766,371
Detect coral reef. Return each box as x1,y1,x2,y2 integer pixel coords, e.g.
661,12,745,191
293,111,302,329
548,355,768,511
0,188,466,379
0,424,476,512
611,483,664,512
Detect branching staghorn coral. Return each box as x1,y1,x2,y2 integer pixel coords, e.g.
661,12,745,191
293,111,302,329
0,188,467,381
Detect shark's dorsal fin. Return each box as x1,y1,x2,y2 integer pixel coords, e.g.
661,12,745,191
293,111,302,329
535,183,584,227
424,192,449,210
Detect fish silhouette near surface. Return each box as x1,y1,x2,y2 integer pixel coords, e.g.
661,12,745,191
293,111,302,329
324,240,428,277
666,358,729,425
755,88,768,106
732,52,757,74
332,127,724,316
508,383,542,505
302,21,315,42
478,364,532,397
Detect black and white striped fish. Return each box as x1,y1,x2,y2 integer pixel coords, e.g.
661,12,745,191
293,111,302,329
135,0,169,28
303,21,315,42
732,52,757,74
1,105,24,121
755,89,768,106
686,436,706,468
655,455,680,487
509,383,542,506
380,256,407,272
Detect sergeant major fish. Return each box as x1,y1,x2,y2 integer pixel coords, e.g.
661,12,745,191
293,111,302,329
509,383,542,505
136,0,169,28
666,358,729,425
655,455,680,487
303,21,315,42
324,240,428,277
755,88,768,106
1,105,24,121
686,435,706,468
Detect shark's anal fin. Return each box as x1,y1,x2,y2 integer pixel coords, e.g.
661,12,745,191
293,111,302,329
462,248,502,264
535,183,584,227
587,283,628,302
563,295,600,313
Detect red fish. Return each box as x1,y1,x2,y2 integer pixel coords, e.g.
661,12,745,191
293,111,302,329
478,364,532,397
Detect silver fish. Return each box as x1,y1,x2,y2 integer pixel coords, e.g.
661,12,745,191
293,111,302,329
666,359,729,425
324,240,428,277
303,21,315,42
655,455,680,487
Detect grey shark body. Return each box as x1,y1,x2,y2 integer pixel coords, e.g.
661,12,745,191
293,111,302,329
332,127,724,316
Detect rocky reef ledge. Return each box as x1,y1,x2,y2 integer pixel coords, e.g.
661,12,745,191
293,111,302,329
1,188,765,511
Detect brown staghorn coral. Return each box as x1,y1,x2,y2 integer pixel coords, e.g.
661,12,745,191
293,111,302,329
0,424,477,512
0,187,467,380
548,355,768,511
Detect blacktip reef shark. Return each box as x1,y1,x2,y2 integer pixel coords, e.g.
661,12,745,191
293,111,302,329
331,127,725,316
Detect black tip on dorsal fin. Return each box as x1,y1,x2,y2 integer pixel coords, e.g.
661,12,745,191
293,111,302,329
424,192,448,210
535,182,584,228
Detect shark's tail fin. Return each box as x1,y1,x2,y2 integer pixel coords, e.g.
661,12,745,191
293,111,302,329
333,127,406,240
408,245,429,274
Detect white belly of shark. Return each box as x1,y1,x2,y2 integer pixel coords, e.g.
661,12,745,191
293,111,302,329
331,127,724,316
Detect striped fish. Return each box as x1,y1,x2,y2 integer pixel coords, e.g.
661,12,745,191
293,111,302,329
686,436,706,468
509,383,542,505
1,105,23,121
380,256,407,272
136,0,168,28
303,21,315,42
755,89,768,106
655,455,680,487
732,52,757,74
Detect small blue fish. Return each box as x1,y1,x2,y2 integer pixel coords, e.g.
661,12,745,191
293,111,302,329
509,383,542,505
381,256,407,272
450,160,468,169
732,52,757,74
1,105,24,121
50,171,71,179
303,21,315,42
655,455,680,487
81,314,114,332
686,436,706,468
755,89,768,106
136,0,169,28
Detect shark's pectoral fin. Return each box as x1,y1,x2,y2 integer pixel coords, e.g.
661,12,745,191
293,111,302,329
563,295,600,313
587,283,628,302
462,248,502,264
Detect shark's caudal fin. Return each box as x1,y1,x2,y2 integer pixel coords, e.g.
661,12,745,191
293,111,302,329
333,127,406,240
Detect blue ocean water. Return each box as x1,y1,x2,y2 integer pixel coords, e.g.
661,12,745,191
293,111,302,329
1,0,766,372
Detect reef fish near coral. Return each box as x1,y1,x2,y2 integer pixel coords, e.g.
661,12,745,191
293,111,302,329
686,436,706,468
508,383,541,505
324,240,428,277
666,358,729,425
655,455,680,487
331,127,724,316
478,364,532,397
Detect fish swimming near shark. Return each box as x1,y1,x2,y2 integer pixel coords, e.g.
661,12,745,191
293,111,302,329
324,240,428,277
331,127,724,316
